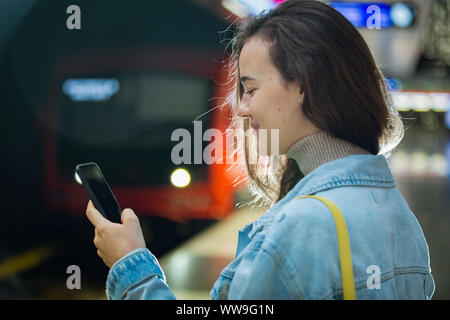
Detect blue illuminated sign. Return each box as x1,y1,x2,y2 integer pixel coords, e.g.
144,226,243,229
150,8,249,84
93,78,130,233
270,1,416,29
329,2,392,28
62,78,120,101
385,77,403,91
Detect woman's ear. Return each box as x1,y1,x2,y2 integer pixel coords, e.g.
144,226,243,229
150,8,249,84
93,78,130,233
298,80,304,94
298,91,304,104
297,81,304,103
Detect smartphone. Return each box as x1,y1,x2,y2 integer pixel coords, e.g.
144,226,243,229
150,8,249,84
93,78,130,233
75,162,122,224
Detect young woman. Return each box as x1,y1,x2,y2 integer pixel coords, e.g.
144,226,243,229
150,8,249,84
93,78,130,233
86,0,435,299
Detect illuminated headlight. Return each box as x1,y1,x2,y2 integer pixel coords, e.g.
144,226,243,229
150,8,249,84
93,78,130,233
170,169,191,188
75,172,82,185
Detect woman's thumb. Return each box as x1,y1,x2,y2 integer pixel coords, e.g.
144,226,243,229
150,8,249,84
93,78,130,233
121,208,139,225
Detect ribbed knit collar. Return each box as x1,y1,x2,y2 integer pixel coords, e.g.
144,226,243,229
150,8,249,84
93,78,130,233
286,131,372,176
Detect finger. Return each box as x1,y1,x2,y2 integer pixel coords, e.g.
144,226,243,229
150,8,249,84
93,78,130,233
93,233,100,248
121,208,140,226
86,200,109,228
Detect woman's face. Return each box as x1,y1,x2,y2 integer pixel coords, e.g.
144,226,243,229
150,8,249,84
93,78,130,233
237,36,319,155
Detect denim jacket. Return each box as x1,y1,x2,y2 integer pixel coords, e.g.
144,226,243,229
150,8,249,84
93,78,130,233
105,154,435,300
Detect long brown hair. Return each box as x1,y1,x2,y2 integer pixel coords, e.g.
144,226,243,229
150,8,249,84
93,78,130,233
224,0,404,209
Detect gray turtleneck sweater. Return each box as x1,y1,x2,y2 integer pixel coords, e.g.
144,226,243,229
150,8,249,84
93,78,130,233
286,131,372,176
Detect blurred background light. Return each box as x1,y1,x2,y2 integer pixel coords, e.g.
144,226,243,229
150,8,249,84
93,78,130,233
429,153,448,177
170,169,191,188
447,141,450,177
392,92,412,112
391,91,450,112
389,150,449,178
410,151,429,175
446,110,450,129
222,1,417,30
221,0,248,17
390,3,416,28
385,77,404,91
62,78,120,102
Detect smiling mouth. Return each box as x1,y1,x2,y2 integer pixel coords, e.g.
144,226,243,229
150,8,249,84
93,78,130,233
251,123,260,130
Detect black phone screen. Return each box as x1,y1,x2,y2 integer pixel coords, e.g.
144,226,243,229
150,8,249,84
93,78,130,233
76,162,122,224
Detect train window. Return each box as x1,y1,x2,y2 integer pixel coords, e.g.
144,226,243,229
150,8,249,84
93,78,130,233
56,71,212,186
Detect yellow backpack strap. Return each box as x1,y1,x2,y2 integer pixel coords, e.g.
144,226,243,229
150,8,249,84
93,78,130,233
295,195,356,300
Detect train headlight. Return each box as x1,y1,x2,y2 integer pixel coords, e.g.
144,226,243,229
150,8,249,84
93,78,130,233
170,169,191,188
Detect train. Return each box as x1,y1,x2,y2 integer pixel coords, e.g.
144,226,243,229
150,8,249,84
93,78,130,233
0,0,244,256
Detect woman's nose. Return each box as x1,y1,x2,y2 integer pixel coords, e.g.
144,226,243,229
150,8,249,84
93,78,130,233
237,99,251,118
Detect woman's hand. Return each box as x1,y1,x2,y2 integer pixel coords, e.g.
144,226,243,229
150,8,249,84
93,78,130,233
85,200,146,268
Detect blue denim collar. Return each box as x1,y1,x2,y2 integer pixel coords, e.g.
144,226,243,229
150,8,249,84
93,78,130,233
246,154,395,239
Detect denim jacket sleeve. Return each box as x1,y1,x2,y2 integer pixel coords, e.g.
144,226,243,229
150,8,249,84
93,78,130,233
106,248,176,300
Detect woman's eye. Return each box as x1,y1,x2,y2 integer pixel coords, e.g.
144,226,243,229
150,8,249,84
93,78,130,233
245,89,256,96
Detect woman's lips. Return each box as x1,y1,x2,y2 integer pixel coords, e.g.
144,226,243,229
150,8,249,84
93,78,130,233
251,123,260,131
